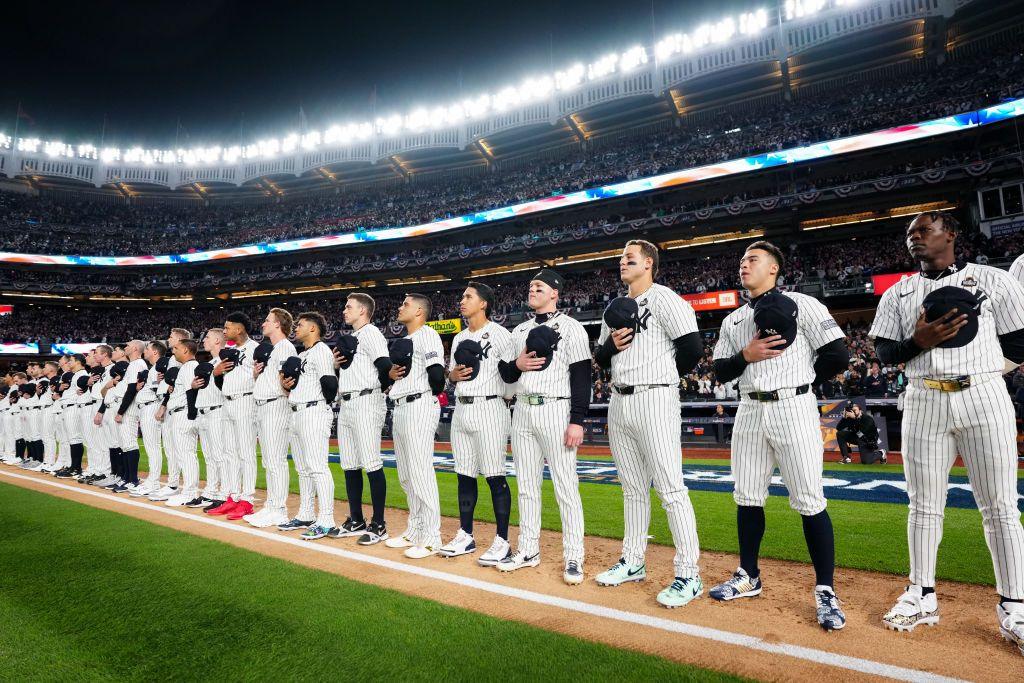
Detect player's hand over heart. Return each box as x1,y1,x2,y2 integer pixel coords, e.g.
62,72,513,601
911,307,968,349
742,334,787,363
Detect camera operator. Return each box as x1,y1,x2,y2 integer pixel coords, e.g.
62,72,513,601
835,402,886,465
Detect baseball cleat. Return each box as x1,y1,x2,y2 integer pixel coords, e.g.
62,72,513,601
300,525,335,541
55,469,79,480
129,483,157,497
595,558,646,587
404,545,438,560
815,586,846,631
226,500,254,520
439,529,476,557
97,475,119,488
247,511,289,528
657,577,703,608
206,498,238,515
148,486,178,501
883,585,939,632
277,518,315,532
328,517,367,539
563,561,584,585
477,536,511,567
384,531,415,549
357,521,388,546
201,498,224,512
111,483,130,494
185,497,208,508
165,494,191,507
879,453,888,464
997,602,1024,656
709,568,763,601
496,551,540,573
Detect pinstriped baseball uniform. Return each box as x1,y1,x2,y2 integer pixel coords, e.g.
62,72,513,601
137,360,163,485
64,370,87,446
113,358,147,452
158,356,181,487
196,357,228,500
449,321,515,478
51,382,70,469
168,359,201,500
714,291,844,515
510,311,589,564
0,399,12,458
22,393,41,444
390,325,444,549
39,389,56,465
1010,253,1023,286
337,324,388,472
287,340,336,528
598,283,702,578
869,262,1024,599
221,338,259,503
100,373,121,468
84,365,111,475
254,337,295,513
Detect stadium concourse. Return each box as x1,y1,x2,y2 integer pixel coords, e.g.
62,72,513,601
3,0,1024,680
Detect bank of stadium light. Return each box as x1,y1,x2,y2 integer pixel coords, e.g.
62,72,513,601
784,0,827,20
587,53,619,81
655,9,767,62
301,130,321,149
554,63,584,91
76,144,97,160
0,133,10,149
619,46,648,72
100,147,119,163
376,114,403,136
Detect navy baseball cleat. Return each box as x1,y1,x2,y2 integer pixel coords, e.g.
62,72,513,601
815,586,846,631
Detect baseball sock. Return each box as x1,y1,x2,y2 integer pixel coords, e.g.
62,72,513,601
366,468,386,525
801,510,836,588
487,476,512,540
109,448,122,480
31,440,44,461
124,449,140,484
457,474,478,535
737,505,766,579
70,443,84,471
15,439,25,461
344,469,365,523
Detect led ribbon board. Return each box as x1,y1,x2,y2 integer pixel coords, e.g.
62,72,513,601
3,97,1022,268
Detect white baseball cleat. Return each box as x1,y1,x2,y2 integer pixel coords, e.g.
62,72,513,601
496,550,540,573
997,601,1024,656
563,561,584,585
165,494,191,507
384,531,415,549
404,545,438,560
129,483,157,497
477,536,512,567
439,529,476,558
148,486,178,501
883,585,939,632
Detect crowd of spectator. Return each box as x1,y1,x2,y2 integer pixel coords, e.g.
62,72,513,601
1,42,1022,257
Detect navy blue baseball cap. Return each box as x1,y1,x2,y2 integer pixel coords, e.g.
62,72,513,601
603,296,639,333
453,339,484,381
753,290,799,350
922,286,981,349
526,325,560,370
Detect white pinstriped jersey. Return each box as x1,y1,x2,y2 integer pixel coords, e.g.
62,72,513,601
196,357,224,408
511,311,590,397
390,324,444,400
38,391,53,410
156,356,180,397
338,323,388,392
72,370,91,404
110,358,148,404
254,338,296,400
91,364,111,401
138,358,161,402
1011,253,1024,286
449,321,515,397
222,338,259,396
869,263,1024,378
597,283,698,385
167,360,197,410
714,291,844,393
288,340,334,404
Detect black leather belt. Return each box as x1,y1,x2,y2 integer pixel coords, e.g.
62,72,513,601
171,406,187,414
197,405,221,414
80,400,98,407
457,395,499,404
518,395,568,406
746,384,810,402
612,383,671,395
290,400,325,412
225,392,253,401
340,388,375,402
137,400,159,407
256,396,281,406
387,392,424,409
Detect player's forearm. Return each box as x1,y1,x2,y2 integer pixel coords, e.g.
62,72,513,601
713,353,748,383
673,332,703,376
185,388,199,417
117,383,138,416
568,359,590,426
374,357,394,389
593,337,617,369
97,402,107,414
874,337,924,365
997,328,1024,364
213,373,225,390
498,360,522,384
427,365,446,396
812,339,849,385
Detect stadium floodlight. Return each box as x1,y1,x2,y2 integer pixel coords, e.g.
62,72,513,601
740,8,769,35
222,145,241,163
281,133,299,153
199,146,221,164
301,131,321,150
0,133,10,149
404,108,430,132
519,75,553,102
44,140,69,158
323,125,344,144
17,137,40,153
254,138,280,158
376,115,403,136
76,144,97,159
554,63,584,91
619,46,648,72
354,122,373,139
588,52,619,81
445,103,466,124
464,94,492,119
784,0,827,20
99,147,119,163
492,86,521,111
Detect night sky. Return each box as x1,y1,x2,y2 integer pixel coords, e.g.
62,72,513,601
3,0,744,147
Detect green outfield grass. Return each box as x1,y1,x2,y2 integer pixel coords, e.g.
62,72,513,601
128,443,1004,587
0,483,740,683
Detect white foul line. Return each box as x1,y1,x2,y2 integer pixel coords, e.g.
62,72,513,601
0,469,966,683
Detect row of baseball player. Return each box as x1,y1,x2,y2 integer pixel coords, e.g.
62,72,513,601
3,218,1024,653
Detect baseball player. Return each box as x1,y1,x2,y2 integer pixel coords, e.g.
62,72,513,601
245,307,296,528
150,328,190,501
441,282,516,566
710,240,850,631
84,346,114,485
130,341,166,497
497,269,590,585
0,386,11,465
110,340,148,493
279,311,339,540
333,293,393,544
164,338,205,508
1011,252,1023,287
207,312,260,519
194,332,230,508
593,240,706,607
20,379,42,470
7,372,27,466
48,361,73,475
869,211,1024,654
38,362,60,472
100,360,131,491
57,354,88,478
383,294,446,559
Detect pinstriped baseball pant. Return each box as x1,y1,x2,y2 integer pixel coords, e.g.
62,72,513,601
258,399,292,512
392,397,442,548
337,392,386,472
451,398,510,478
223,395,258,502
52,408,70,468
117,407,141,452
902,378,1024,598
171,411,201,500
161,409,180,487
511,399,585,564
83,405,109,474
63,404,82,446
42,408,57,465
610,387,700,578
289,403,336,528
138,402,164,485
198,408,227,499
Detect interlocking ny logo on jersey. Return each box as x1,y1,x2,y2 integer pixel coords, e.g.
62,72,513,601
480,341,492,359
635,308,652,333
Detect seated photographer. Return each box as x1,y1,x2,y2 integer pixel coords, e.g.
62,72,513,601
835,402,886,465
